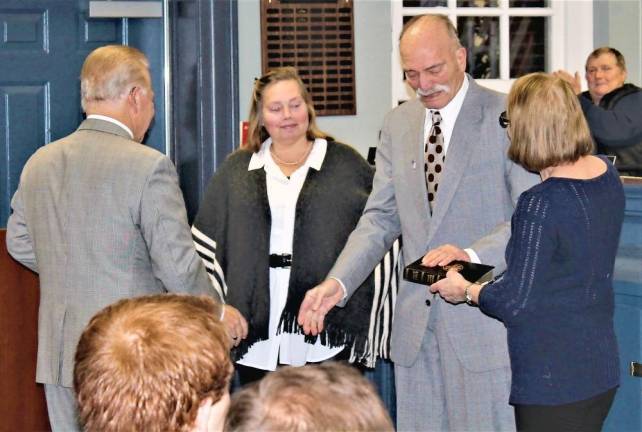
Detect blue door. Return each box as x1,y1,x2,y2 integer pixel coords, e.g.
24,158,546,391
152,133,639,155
0,0,165,227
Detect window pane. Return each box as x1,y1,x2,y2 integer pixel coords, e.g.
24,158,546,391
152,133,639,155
509,16,547,77
457,0,499,7
458,16,500,79
402,0,447,6
509,0,548,7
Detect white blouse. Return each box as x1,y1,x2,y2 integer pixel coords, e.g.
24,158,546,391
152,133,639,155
237,137,344,371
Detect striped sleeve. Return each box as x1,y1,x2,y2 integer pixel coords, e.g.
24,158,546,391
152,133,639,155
350,237,401,367
191,225,227,301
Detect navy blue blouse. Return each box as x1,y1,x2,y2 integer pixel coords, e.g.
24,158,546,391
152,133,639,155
479,157,624,405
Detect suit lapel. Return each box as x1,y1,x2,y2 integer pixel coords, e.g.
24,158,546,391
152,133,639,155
428,80,483,242
402,102,432,224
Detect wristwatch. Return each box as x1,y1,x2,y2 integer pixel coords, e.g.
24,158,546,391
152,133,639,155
464,283,475,305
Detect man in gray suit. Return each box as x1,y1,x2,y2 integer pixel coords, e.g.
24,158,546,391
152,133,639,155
5,45,247,431
298,15,538,431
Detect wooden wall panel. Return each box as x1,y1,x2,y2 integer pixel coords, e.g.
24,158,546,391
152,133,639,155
261,0,356,116
0,229,50,432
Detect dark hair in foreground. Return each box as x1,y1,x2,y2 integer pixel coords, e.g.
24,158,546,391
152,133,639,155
506,72,594,172
225,362,394,432
74,294,232,432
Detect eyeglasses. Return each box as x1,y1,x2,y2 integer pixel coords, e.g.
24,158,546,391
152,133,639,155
499,111,510,129
499,111,510,128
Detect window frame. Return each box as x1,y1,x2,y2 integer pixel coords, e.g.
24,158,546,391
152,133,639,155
391,0,594,102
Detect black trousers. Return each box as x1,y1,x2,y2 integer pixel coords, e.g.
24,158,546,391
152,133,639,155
515,387,617,432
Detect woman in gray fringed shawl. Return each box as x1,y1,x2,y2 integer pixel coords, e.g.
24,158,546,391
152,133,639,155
191,67,400,387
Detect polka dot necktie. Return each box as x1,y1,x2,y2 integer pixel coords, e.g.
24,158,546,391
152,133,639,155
425,110,444,213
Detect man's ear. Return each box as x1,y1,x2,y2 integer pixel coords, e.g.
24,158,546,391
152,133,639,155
455,46,467,73
127,87,142,113
191,394,230,432
191,398,212,432
207,393,231,432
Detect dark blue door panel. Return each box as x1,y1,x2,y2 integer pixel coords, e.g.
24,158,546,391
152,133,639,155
128,16,165,155
0,0,165,227
604,185,642,431
0,84,47,223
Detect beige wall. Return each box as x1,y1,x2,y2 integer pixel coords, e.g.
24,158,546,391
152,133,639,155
237,0,392,157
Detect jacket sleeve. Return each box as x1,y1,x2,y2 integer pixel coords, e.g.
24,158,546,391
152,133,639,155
138,155,223,305
581,91,642,147
328,114,403,301
6,183,38,273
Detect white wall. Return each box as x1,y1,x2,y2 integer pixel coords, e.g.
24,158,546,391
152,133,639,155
237,0,392,157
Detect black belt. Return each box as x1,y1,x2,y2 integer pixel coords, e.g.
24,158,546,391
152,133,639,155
269,253,292,268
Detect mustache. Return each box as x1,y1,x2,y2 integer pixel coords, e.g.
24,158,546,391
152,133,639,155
416,84,450,97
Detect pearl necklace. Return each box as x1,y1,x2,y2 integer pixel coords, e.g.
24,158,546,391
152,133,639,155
270,142,312,166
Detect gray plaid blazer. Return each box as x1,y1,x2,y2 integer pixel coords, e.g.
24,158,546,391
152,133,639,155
6,118,219,387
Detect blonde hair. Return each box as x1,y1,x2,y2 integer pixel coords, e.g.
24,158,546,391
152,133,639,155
507,72,594,172
74,294,232,432
246,66,327,152
225,362,394,432
80,45,151,111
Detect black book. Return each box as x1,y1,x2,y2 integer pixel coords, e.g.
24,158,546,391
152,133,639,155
403,258,494,286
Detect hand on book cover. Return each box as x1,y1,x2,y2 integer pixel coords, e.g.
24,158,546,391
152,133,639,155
422,243,470,267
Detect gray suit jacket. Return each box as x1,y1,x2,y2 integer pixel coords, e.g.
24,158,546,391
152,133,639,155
6,119,219,387
330,78,539,369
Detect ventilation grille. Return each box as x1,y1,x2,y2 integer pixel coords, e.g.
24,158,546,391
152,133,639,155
261,0,356,116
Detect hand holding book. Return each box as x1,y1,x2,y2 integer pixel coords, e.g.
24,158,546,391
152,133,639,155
403,259,494,286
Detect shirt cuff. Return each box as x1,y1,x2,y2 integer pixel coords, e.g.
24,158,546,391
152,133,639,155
330,277,348,301
465,248,481,264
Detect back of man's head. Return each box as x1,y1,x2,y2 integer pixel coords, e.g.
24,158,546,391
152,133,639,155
225,362,394,432
74,294,232,432
80,44,150,112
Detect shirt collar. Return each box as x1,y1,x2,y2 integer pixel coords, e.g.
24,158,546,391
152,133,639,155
86,114,134,139
248,137,328,171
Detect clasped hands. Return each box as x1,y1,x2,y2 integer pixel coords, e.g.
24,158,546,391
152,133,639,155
296,244,473,335
425,244,471,304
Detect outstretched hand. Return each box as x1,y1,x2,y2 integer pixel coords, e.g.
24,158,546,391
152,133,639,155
297,279,344,336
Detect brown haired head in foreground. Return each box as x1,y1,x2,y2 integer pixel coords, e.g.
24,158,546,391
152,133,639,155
506,72,594,172
74,294,233,432
225,362,394,432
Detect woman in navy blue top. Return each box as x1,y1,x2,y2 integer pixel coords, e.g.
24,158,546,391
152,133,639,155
432,72,624,432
